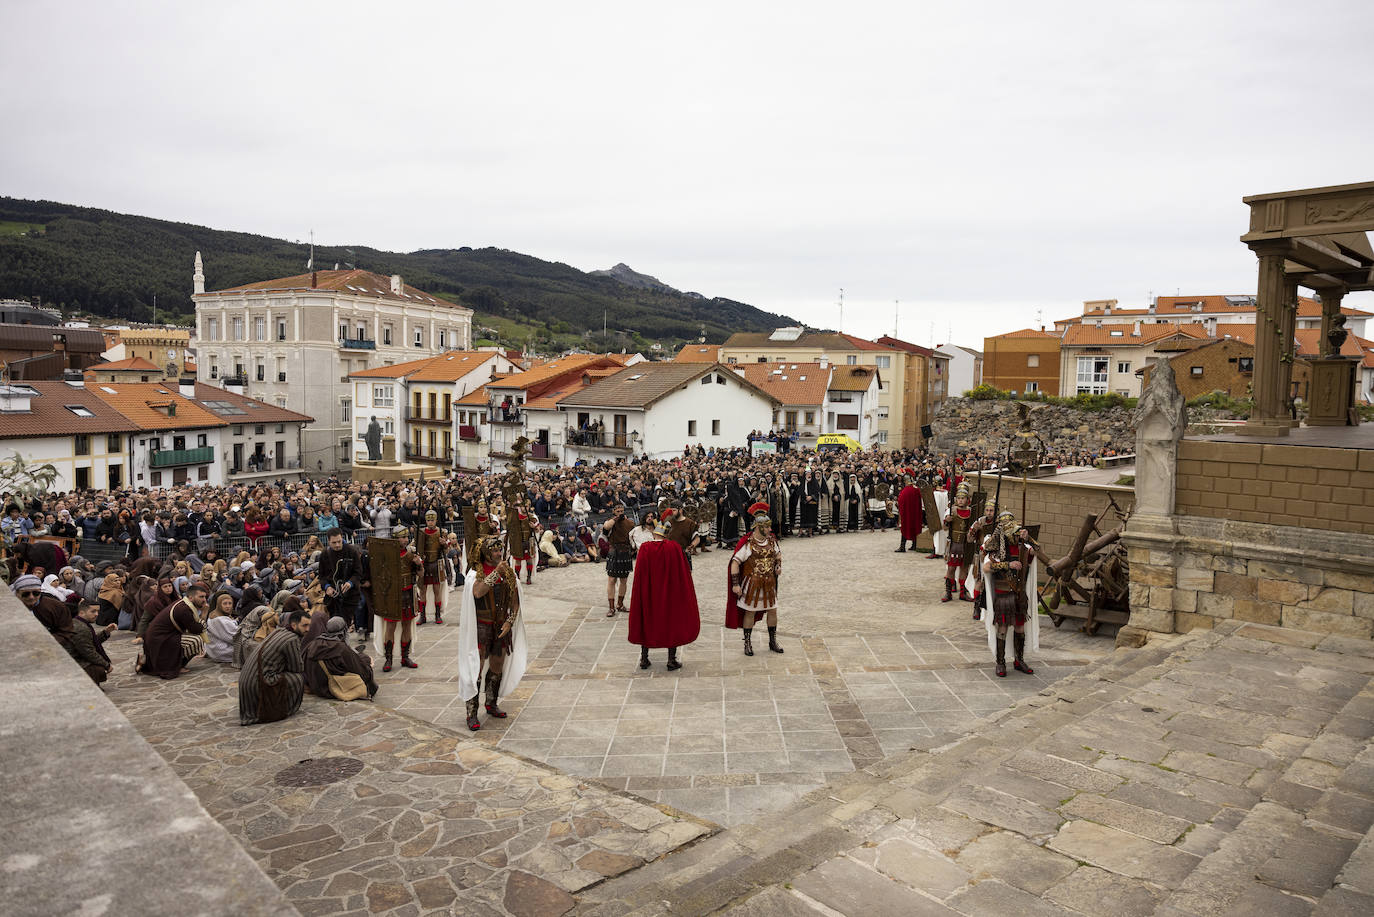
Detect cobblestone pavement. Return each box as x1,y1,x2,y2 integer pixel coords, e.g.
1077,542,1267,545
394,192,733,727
385,529,1110,827
575,621,1374,916
103,640,712,917
99,529,1117,916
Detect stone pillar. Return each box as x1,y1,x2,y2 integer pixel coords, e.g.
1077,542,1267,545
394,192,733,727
1122,356,1188,634
1239,242,1292,436
1279,276,1299,426
1319,288,1346,358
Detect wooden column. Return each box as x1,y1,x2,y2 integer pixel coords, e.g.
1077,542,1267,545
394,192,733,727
1239,242,1292,435
1319,288,1346,357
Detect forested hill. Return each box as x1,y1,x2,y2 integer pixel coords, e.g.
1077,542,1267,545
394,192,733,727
0,198,796,347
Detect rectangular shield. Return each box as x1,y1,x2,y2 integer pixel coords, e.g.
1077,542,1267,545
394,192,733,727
364,536,405,622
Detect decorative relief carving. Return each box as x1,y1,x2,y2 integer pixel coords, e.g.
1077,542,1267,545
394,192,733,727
1305,198,1374,225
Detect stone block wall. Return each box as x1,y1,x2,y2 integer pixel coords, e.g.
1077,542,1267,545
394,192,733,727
1174,439,1374,535
1124,515,1374,638
964,474,1133,567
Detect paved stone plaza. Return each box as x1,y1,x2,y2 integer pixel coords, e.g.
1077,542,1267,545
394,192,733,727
97,529,1374,915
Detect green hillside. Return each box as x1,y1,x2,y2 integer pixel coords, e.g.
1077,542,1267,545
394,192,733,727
0,198,796,350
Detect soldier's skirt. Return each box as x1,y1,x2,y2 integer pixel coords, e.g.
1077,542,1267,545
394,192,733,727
477,618,513,656
606,543,634,578
992,590,1028,628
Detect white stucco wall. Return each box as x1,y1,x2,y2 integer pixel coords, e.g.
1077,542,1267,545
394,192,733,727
641,370,774,458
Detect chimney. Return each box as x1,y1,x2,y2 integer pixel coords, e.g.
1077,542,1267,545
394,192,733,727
178,376,197,398
311,271,318,288
62,369,84,387
1132,321,1141,336
390,274,403,295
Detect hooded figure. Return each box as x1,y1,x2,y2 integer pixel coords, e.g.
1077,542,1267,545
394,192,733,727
303,616,378,699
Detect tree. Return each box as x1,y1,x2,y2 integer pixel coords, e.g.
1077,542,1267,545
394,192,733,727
0,454,59,501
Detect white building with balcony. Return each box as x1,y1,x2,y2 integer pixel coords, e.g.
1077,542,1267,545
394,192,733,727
192,253,473,471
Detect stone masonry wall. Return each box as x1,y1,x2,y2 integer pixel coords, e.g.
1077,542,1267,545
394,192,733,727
1175,439,1374,536
932,398,1135,456
1124,515,1374,639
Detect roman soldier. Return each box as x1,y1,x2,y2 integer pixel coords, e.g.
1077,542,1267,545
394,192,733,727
627,508,700,670
966,500,999,621
379,525,423,673
942,481,975,603
981,510,1038,678
507,498,537,585
726,502,784,656
415,509,446,625
457,532,528,730
601,502,635,616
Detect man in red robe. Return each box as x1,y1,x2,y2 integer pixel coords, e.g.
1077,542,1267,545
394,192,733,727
894,470,922,553
627,508,700,671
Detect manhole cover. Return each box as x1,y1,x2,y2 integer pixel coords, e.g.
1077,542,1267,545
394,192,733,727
274,757,365,787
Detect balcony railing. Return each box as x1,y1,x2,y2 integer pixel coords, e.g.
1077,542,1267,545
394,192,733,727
487,409,523,425
458,425,480,442
150,446,215,468
340,338,377,350
566,428,629,450
404,404,452,424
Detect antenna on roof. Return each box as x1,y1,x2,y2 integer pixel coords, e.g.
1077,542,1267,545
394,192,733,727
306,230,314,271
838,288,844,333
893,300,899,338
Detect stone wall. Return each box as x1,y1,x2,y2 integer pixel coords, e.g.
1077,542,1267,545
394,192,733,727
1175,439,1374,535
1124,515,1374,639
932,398,1135,456
1,592,295,917
962,473,1133,568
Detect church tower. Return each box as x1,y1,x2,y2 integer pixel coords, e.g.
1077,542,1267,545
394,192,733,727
193,251,205,295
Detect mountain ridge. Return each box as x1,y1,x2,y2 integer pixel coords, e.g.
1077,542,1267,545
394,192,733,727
0,197,796,347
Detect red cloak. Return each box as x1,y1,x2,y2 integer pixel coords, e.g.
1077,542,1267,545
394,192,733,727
627,539,700,648
723,533,753,630
897,485,923,539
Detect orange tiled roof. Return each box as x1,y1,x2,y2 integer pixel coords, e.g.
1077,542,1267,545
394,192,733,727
733,362,831,406
88,382,229,430
990,328,1061,340
455,385,491,407
1212,324,1257,345
1294,329,1366,360
203,268,463,310
1062,323,1211,347
0,381,141,439
829,365,880,392
95,356,162,372
674,344,720,363
484,355,620,392
349,351,499,382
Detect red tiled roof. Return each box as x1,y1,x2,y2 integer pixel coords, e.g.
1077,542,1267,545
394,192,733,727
1294,329,1366,360
485,355,621,392
0,381,141,439
838,333,892,352
93,356,162,372
192,382,314,424
875,335,938,357
202,268,463,310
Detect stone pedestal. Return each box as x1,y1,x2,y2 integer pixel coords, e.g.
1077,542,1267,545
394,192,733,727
382,435,398,464
1307,358,1357,426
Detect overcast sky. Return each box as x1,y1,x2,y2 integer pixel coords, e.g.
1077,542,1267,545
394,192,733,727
4,1,1373,347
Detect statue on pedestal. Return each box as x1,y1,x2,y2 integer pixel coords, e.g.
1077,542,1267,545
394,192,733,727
1134,358,1186,517
365,416,383,462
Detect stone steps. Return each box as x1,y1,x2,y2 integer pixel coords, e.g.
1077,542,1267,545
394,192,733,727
574,622,1374,916
573,630,1200,916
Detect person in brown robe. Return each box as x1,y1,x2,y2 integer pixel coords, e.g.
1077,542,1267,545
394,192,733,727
239,609,309,725
136,583,208,679
303,616,378,699
135,578,175,642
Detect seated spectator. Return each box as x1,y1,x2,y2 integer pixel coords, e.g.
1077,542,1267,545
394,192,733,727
538,530,569,567
239,608,309,725
204,593,240,663
303,616,377,700
136,582,208,680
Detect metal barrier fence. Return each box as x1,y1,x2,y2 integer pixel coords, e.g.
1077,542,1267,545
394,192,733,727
64,503,727,569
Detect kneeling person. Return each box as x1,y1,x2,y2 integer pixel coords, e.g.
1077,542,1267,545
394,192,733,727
239,609,310,725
